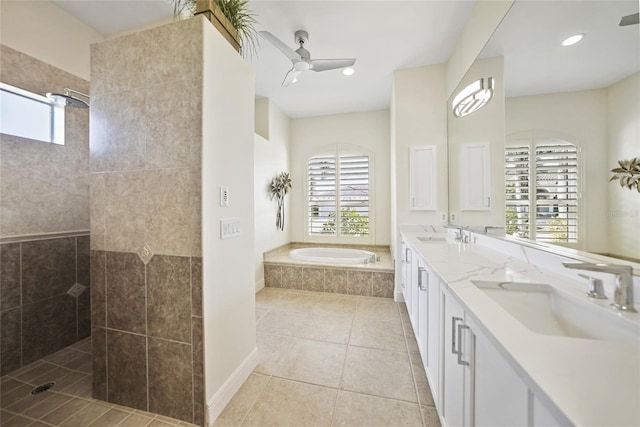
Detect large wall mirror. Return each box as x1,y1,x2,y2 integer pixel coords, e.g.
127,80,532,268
448,0,639,263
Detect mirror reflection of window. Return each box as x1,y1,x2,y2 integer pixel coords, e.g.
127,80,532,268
506,133,579,244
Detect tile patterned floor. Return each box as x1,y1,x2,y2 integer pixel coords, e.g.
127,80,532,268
1,288,441,427
0,339,197,427
214,287,441,427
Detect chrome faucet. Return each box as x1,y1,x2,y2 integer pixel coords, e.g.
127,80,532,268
563,262,637,312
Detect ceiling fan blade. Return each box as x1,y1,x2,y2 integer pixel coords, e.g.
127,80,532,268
260,31,301,61
310,58,356,72
282,69,301,87
619,12,639,26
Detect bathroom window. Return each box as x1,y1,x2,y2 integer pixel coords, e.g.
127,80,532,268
307,149,371,242
0,82,65,145
505,135,579,244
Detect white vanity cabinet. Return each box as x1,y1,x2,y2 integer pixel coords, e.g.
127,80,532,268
417,258,440,409
441,286,529,427
401,238,442,411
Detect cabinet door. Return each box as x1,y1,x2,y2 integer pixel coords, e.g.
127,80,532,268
400,241,407,299
467,316,528,427
409,249,420,332
410,145,437,211
426,273,440,409
403,245,413,310
460,142,491,211
417,260,429,362
442,287,467,427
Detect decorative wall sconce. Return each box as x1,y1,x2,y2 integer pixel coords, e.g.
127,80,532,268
452,77,494,118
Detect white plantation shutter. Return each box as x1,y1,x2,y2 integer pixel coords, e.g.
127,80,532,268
505,139,579,243
308,155,336,235
307,151,370,239
534,143,579,242
338,155,369,236
505,145,531,239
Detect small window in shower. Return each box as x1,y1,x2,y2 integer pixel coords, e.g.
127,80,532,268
0,82,65,145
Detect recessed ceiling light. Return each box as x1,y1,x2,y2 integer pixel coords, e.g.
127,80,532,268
561,34,584,47
343,67,355,76
292,78,298,83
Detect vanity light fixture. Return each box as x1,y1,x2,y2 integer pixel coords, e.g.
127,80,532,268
561,34,584,47
343,67,355,76
452,77,494,118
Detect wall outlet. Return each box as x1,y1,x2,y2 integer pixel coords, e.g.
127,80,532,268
450,212,457,222
440,212,448,222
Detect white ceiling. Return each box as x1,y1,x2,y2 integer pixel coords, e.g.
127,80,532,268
49,1,639,118
479,0,639,97
52,0,475,118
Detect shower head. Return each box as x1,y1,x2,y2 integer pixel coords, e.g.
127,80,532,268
46,88,90,108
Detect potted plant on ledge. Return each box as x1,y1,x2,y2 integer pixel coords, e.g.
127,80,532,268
172,0,258,56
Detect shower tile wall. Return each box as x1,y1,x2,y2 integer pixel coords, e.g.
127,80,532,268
90,18,204,425
0,236,91,375
0,45,91,375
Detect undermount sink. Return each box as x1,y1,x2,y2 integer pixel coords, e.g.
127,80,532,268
472,280,640,344
416,236,446,243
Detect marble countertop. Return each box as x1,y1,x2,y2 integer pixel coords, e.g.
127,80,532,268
401,231,640,426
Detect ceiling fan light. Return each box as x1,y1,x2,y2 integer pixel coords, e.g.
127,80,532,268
343,67,355,76
561,34,584,47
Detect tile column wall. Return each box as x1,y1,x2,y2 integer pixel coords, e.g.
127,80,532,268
89,18,204,425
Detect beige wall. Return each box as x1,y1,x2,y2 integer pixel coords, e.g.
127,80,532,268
391,65,449,231
0,45,90,237
0,0,103,80
506,89,609,253
289,110,391,246
606,72,640,260
254,99,291,291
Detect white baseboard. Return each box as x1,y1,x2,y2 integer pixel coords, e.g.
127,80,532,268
255,278,265,293
206,347,259,426
394,288,405,302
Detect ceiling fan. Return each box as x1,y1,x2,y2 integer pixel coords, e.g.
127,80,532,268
619,12,639,26
260,30,356,87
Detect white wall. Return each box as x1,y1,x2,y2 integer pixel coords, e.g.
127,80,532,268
201,22,256,423
289,110,391,245
448,56,505,228
445,0,514,98
0,0,104,80
607,72,640,260
254,99,291,291
390,65,449,252
506,89,609,253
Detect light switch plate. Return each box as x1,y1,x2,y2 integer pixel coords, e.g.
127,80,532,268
220,218,241,239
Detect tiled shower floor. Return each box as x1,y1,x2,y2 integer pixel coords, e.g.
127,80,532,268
2,288,440,427
0,339,197,427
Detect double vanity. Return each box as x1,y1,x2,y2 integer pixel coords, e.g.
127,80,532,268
398,229,640,426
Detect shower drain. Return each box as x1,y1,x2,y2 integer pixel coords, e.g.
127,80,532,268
31,382,55,395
